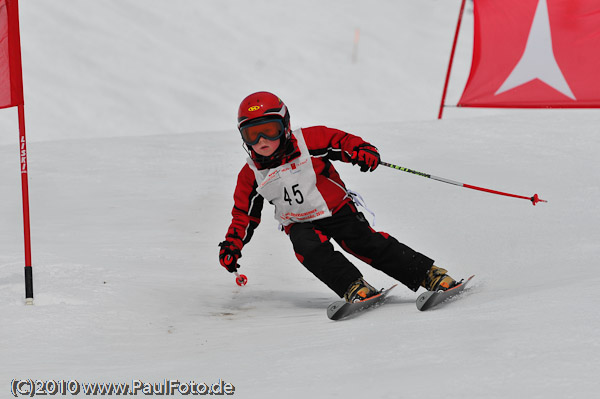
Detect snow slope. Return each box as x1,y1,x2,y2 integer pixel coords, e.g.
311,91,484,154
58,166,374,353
2,1,599,398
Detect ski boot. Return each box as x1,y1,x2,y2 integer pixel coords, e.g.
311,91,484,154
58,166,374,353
344,277,378,303
422,266,457,292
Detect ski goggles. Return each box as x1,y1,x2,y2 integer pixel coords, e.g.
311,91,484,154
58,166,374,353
239,119,285,146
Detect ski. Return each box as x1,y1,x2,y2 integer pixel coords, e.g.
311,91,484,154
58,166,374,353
327,284,397,320
416,275,475,311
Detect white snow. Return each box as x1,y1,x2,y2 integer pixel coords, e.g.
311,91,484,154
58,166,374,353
1,1,599,398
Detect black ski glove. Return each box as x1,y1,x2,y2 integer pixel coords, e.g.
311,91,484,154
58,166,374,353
350,144,380,172
218,241,241,273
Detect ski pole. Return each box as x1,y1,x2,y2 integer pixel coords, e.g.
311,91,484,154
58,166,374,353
380,161,547,206
234,272,248,286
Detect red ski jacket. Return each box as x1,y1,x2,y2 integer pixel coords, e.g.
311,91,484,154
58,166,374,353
223,125,373,253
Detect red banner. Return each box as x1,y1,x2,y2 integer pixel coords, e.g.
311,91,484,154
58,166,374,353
0,0,24,109
458,0,600,108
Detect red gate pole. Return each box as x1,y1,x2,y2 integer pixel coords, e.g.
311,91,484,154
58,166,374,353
438,0,467,120
2,0,32,304
18,103,34,305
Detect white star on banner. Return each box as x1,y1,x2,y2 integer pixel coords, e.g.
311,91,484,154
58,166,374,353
495,0,575,100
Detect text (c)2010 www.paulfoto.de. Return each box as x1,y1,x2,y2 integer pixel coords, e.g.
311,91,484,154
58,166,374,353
10,378,236,396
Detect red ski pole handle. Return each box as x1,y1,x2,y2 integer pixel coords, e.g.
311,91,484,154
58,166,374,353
234,272,248,286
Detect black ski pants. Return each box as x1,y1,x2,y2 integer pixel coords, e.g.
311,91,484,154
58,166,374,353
288,202,434,297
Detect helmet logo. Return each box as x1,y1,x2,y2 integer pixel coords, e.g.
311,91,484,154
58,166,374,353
248,105,261,112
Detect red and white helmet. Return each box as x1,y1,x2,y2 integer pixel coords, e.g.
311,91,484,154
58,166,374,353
237,91,291,137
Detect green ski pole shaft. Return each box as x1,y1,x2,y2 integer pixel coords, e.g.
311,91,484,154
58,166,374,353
380,161,547,206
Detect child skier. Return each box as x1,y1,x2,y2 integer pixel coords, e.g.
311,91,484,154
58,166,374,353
219,91,457,303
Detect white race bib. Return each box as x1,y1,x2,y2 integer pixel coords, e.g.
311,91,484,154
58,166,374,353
247,129,332,226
